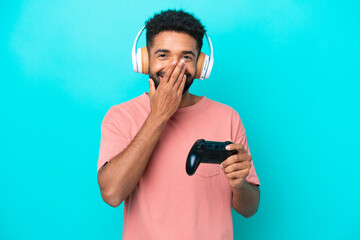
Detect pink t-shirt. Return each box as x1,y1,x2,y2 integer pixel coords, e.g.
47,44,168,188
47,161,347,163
97,93,260,240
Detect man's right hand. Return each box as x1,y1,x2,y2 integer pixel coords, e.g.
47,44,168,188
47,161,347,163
148,59,187,122
98,59,187,207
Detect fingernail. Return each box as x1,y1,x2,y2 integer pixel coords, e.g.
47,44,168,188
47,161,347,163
172,61,177,65
226,145,231,150
180,59,185,63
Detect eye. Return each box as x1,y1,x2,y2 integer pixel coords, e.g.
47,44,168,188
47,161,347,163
156,53,167,61
183,55,192,61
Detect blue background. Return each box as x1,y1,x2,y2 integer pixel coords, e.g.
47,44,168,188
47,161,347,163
1,0,359,239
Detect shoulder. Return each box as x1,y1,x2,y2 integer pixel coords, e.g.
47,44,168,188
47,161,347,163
203,97,243,128
113,94,147,111
205,97,239,116
103,94,148,122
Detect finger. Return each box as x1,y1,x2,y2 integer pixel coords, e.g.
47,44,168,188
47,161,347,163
177,74,187,95
225,143,247,154
161,61,178,84
223,161,251,174
221,154,239,168
225,169,249,180
174,65,186,90
221,153,251,168
168,59,185,85
149,78,155,97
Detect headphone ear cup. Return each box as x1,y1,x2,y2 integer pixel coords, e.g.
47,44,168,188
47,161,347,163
196,52,210,79
135,48,142,73
140,47,149,74
195,52,206,79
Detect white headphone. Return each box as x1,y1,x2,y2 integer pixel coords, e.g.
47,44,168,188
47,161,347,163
132,26,214,80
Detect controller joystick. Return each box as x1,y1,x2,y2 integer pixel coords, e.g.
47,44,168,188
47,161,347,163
186,139,238,176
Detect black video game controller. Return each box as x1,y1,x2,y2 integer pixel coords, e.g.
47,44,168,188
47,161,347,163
186,139,238,176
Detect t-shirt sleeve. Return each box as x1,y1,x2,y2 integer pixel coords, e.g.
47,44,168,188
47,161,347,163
232,110,260,186
97,106,130,173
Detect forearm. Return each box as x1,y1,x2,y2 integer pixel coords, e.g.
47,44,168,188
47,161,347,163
97,112,167,207
98,60,187,207
231,180,260,218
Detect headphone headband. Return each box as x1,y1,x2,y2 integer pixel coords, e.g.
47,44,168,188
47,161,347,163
132,26,146,73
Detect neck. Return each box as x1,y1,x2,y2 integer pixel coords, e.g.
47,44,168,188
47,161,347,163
179,90,195,108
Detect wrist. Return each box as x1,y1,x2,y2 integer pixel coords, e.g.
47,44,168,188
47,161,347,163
232,179,247,192
147,111,169,126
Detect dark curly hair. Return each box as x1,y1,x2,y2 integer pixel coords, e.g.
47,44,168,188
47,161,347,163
145,9,206,53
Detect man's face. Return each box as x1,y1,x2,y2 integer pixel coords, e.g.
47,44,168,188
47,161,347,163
148,31,199,94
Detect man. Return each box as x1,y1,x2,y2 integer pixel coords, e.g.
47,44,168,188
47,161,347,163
97,9,260,239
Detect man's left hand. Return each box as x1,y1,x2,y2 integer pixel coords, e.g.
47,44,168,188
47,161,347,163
221,140,252,190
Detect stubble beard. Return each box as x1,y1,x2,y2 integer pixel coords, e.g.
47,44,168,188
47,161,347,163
148,69,194,95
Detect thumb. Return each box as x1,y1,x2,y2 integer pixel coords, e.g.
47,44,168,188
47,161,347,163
149,78,155,96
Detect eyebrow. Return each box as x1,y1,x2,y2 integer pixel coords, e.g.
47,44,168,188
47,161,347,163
182,51,196,57
154,49,196,57
154,49,170,55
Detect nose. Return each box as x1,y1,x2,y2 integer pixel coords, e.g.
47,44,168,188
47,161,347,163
170,55,185,64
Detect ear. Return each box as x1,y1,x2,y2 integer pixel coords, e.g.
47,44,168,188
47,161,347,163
140,47,149,74
195,52,206,79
